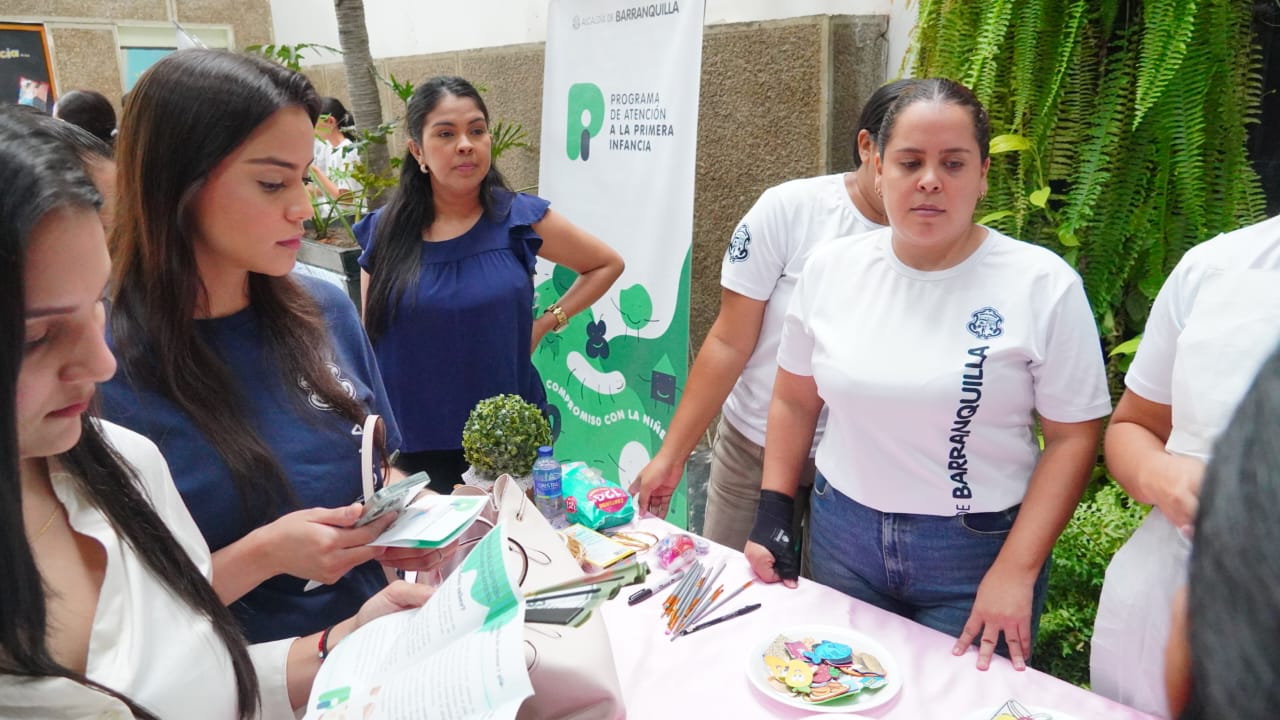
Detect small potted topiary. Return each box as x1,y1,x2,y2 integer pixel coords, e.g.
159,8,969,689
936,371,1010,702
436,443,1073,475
461,394,553,492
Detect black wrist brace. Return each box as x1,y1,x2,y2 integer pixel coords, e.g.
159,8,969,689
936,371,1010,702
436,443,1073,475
748,489,800,581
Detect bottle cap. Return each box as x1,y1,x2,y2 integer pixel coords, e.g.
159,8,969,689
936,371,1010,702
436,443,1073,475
537,445,553,456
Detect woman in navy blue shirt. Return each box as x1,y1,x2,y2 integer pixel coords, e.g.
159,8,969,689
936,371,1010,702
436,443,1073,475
357,76,623,490
100,50,440,644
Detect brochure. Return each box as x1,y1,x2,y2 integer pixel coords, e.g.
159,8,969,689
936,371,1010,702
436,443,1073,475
368,494,488,548
304,523,534,720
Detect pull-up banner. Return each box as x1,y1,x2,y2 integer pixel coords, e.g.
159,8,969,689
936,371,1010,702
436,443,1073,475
535,0,705,526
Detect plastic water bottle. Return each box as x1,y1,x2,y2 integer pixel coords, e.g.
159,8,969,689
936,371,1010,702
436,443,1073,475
532,445,567,528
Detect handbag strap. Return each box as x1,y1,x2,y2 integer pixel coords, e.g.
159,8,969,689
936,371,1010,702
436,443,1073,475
361,414,381,500
494,474,529,521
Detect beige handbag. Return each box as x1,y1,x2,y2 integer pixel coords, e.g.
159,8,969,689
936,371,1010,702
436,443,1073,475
450,475,627,720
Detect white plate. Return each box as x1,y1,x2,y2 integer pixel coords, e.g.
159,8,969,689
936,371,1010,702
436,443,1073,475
961,705,1083,720
745,624,902,714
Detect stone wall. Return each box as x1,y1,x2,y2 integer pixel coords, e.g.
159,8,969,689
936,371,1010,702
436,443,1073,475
9,0,273,115
308,13,888,351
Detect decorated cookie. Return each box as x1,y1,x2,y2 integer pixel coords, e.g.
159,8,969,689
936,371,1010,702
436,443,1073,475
856,652,886,676
805,681,851,704
763,635,790,660
839,674,889,693
783,658,814,691
784,639,811,659
763,655,789,683
805,640,853,666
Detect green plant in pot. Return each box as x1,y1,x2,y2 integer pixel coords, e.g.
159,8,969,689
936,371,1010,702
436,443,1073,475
462,394,552,491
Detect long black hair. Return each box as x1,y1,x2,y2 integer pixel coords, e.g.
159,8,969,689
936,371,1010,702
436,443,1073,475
110,49,368,525
0,106,259,720
363,75,511,344
319,96,358,143
851,78,918,169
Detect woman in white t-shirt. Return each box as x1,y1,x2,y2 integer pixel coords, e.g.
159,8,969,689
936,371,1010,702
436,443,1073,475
311,96,364,215
631,80,912,552
0,106,429,719
745,79,1111,671
1091,213,1280,717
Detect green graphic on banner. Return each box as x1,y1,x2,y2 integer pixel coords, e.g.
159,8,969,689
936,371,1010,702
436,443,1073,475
565,82,605,161
533,248,691,527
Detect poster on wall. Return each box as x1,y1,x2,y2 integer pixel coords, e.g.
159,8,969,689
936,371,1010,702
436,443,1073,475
0,23,56,111
536,0,705,526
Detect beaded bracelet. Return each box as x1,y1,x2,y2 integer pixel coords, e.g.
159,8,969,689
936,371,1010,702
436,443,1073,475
318,624,336,660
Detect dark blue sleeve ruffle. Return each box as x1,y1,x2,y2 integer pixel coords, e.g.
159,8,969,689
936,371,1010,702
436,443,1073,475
507,192,551,274
353,209,381,271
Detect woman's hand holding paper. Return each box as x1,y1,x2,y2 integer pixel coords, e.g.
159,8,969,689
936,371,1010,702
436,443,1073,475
354,579,436,629
379,540,460,573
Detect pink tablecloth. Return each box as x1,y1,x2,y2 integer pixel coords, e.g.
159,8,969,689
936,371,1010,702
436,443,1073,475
601,518,1156,719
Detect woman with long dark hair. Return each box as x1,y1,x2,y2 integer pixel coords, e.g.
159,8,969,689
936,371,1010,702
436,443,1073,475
358,75,624,491
0,106,431,719
99,49,440,645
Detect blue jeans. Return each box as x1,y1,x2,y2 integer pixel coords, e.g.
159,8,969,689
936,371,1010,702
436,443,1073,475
808,473,1050,656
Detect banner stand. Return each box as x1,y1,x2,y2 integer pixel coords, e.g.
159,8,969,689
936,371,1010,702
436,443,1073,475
535,0,706,528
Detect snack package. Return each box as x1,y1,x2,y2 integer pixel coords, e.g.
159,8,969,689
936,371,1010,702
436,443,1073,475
562,462,635,530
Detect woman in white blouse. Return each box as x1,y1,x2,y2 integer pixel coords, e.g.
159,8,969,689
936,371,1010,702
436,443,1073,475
0,105,428,719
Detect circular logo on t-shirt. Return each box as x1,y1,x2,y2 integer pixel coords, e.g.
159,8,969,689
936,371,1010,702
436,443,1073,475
299,362,357,412
726,223,751,263
966,307,1004,340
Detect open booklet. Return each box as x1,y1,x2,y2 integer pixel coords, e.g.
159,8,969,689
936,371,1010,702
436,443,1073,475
304,523,534,720
368,494,488,548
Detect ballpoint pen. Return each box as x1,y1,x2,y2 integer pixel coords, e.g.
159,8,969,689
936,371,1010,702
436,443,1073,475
677,603,762,637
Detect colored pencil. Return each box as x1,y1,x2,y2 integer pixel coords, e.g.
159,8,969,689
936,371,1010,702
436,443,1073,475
689,579,753,627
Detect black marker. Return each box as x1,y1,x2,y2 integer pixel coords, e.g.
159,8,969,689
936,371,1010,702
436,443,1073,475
627,569,686,606
677,603,762,636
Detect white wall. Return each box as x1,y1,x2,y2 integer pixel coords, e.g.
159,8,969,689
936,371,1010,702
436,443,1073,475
271,0,917,75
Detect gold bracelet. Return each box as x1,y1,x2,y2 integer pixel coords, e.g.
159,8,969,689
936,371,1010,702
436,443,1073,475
607,531,659,551
544,303,569,333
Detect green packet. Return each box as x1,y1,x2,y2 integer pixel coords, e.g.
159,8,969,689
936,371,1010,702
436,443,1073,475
562,462,635,530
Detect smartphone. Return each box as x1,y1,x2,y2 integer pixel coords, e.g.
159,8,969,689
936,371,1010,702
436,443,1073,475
354,472,431,527
526,606,588,625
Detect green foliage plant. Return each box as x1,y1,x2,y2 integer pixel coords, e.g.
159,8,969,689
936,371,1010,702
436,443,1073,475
245,43,340,72
909,0,1266,686
912,0,1265,346
462,394,553,478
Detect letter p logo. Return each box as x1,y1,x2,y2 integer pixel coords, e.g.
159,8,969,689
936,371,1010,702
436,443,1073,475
566,83,604,161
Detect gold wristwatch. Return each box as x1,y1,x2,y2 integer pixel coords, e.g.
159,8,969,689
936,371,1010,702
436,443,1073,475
544,303,569,333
